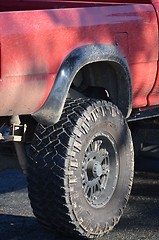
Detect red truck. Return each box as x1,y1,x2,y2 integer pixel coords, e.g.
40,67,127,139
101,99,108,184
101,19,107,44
0,0,159,238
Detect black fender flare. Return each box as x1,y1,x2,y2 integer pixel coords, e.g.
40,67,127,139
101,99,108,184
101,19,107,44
32,44,132,125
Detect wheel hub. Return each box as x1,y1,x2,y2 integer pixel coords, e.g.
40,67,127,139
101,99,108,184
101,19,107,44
92,161,103,178
82,133,119,208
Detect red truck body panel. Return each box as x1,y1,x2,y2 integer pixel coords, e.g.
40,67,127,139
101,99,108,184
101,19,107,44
0,0,152,11
147,0,159,106
0,2,158,116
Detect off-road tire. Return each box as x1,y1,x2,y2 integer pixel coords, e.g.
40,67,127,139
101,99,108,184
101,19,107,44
28,99,134,239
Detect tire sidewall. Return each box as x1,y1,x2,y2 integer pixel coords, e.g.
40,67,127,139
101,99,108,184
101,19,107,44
68,106,133,231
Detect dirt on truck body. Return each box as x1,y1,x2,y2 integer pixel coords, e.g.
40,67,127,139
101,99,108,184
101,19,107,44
0,0,159,239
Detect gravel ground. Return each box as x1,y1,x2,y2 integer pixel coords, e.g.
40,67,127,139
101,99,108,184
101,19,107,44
0,168,159,240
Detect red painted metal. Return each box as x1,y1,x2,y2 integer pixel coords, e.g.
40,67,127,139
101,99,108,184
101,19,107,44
0,0,153,11
147,0,159,106
0,2,158,115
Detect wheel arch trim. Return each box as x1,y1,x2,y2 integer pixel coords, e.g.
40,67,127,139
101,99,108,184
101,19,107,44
32,44,132,125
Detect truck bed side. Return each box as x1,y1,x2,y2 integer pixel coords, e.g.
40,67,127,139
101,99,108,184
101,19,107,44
0,3,158,116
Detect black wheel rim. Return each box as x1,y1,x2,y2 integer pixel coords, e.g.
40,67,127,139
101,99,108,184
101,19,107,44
82,132,119,208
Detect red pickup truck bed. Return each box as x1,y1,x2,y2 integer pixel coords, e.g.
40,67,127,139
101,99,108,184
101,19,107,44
0,1,158,119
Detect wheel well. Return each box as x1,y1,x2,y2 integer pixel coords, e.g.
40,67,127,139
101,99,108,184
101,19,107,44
32,44,132,125
70,61,120,110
